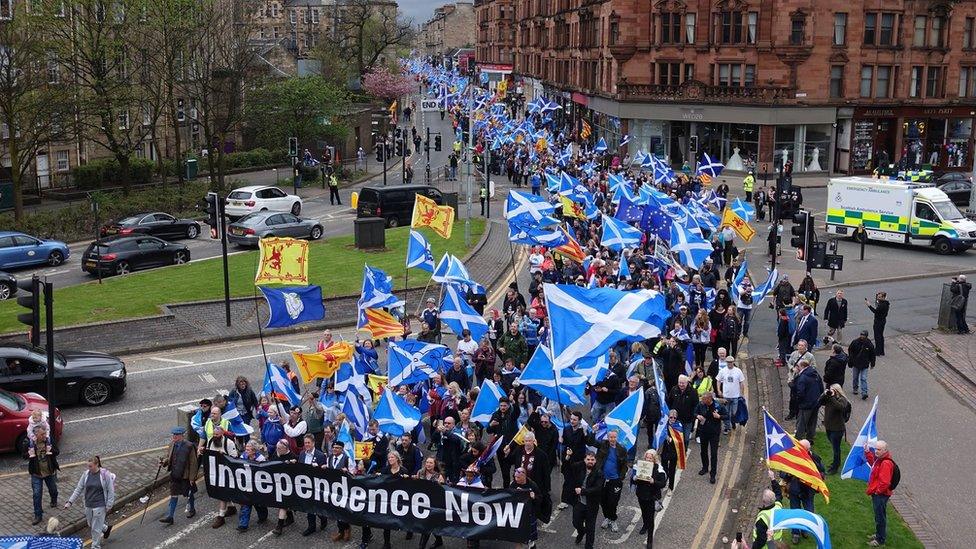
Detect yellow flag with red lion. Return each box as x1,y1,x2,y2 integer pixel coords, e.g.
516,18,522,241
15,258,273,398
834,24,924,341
411,194,455,239
255,237,310,285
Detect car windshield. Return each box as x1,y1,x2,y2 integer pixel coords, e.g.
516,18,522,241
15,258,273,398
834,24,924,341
933,201,965,221
0,390,24,411
118,215,141,225
227,191,252,200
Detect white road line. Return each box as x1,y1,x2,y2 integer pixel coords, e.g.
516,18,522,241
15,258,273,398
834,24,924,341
128,349,303,375
607,505,642,544
150,357,195,365
152,512,216,549
245,531,275,549
199,373,217,384
539,504,567,533
265,342,307,349
66,398,202,424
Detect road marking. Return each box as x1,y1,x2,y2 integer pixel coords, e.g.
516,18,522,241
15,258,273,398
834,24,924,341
538,504,567,533
65,398,202,424
152,512,216,549
150,357,194,365
607,505,642,544
245,531,275,549
199,373,217,384
128,349,303,375
265,342,306,349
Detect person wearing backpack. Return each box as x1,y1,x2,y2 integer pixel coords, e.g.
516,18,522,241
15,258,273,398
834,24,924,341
818,384,851,474
848,330,877,400
865,440,898,546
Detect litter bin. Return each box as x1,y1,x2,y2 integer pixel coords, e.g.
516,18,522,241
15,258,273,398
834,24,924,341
184,158,198,180
355,217,386,249
442,191,458,218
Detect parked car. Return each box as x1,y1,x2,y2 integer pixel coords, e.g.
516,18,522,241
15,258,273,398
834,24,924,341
226,212,324,247
356,185,444,228
224,185,302,219
0,231,70,271
0,271,15,300
0,343,126,406
937,176,973,208
0,389,63,454
81,235,190,277
100,212,201,240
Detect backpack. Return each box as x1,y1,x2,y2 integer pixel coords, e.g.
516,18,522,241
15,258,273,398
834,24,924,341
888,461,901,490
842,401,853,423
719,316,737,340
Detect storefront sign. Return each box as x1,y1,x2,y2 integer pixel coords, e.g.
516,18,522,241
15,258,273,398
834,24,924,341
681,109,704,120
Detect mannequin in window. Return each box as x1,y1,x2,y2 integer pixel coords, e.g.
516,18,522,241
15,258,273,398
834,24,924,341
806,147,822,172
725,146,745,171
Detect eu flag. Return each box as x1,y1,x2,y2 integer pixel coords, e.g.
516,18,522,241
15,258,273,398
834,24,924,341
260,285,326,328
615,195,644,223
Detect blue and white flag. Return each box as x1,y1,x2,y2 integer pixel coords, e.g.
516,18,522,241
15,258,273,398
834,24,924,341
334,353,372,402
841,396,879,481
260,285,325,328
262,363,301,407
750,267,779,308
358,265,404,329
770,509,833,549
697,152,725,177
508,223,569,247
669,222,713,269
652,363,670,450
518,345,588,405
618,254,631,280
729,259,750,303
221,400,254,437
602,389,644,450
406,230,435,272
0,538,83,549
543,283,668,370
703,190,727,211
600,214,643,252
730,198,756,222
574,352,610,385
593,137,608,153
505,190,559,228
619,134,631,148
615,195,644,223
374,389,421,437
342,393,372,436
684,339,696,376
440,285,489,342
471,379,505,425
478,435,506,467
431,253,475,286
337,421,360,470
387,340,450,386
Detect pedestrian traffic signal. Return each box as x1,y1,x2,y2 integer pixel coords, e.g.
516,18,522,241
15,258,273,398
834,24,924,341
15,276,40,345
434,135,442,151
204,192,223,240
791,210,813,265
396,140,403,156
288,137,298,158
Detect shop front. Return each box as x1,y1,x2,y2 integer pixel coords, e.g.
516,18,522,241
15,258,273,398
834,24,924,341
850,106,976,174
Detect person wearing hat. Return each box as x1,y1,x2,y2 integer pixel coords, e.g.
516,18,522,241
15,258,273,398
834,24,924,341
323,440,352,541
159,426,198,525
742,171,755,202
422,298,442,344
200,424,238,528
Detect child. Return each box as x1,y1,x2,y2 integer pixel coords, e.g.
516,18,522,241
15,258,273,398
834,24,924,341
27,409,49,444
255,396,271,430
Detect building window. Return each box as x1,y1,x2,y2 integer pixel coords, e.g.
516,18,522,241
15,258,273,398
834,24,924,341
747,12,757,44
716,63,752,86
719,11,743,44
833,13,847,46
657,62,682,86
685,63,695,81
0,0,12,19
55,150,69,172
311,8,319,24
829,66,844,97
273,26,280,39
930,16,945,48
661,12,681,44
965,18,974,48
289,10,296,25
685,13,696,44
960,67,974,97
118,112,129,130
879,13,895,45
790,16,805,45
744,64,755,86
913,16,927,47
864,13,877,44
926,66,943,97
270,3,278,18
910,66,922,97
47,58,59,84
609,20,619,45
875,65,892,98
860,66,873,97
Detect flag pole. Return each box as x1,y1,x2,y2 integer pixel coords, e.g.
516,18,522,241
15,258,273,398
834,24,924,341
508,241,519,292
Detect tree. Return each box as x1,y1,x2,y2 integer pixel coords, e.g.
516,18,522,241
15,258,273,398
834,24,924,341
0,1,72,220
333,0,413,78
361,66,413,102
244,76,350,152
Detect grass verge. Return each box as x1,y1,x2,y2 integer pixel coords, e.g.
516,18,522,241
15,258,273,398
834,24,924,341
0,220,485,333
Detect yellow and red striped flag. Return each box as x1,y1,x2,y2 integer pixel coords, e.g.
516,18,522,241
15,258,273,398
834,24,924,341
553,226,586,263
580,120,592,139
669,424,686,470
763,410,830,503
360,308,404,339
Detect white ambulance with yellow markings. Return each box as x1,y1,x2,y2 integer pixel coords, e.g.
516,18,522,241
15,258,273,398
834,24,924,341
826,176,976,254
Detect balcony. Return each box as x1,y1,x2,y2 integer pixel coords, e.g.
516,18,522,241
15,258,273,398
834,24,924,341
617,80,798,105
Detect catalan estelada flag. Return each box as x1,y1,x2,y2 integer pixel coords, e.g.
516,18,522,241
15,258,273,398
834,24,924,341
721,206,756,242
553,226,586,263
698,173,713,186
580,120,592,139
292,342,354,383
411,193,455,239
255,237,309,285
764,409,830,503
361,308,404,339
669,424,686,470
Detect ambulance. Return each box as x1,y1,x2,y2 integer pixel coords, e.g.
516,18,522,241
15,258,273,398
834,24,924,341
825,176,976,254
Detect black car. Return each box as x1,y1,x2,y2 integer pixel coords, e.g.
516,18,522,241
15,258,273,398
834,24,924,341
100,212,201,240
0,271,15,300
356,185,444,228
937,175,973,208
0,343,126,406
82,235,190,276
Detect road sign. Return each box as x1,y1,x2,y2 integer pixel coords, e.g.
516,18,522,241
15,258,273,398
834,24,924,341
421,99,439,112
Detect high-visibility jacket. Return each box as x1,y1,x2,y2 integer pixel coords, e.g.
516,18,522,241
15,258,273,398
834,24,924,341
742,175,755,192
755,501,786,543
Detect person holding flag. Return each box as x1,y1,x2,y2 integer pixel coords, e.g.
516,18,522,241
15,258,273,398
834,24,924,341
660,410,686,492
593,429,628,533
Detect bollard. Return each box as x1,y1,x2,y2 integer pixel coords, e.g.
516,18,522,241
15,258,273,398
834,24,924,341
351,191,359,209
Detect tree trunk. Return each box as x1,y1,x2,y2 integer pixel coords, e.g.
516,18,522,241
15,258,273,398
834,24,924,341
117,154,132,196
7,135,23,222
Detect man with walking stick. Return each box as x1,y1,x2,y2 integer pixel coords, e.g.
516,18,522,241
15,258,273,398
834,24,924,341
158,427,198,525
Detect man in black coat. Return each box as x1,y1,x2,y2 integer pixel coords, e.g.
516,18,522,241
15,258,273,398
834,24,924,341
668,376,699,443
866,292,889,355
823,290,849,344
487,398,519,487
950,274,972,334
847,330,876,400
432,416,467,483
694,392,727,484
570,453,604,549
528,409,560,469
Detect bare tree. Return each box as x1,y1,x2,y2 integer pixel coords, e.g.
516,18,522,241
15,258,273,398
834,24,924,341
334,0,413,78
0,1,73,220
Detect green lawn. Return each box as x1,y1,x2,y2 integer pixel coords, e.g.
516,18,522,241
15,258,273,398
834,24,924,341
0,220,485,333
787,433,922,549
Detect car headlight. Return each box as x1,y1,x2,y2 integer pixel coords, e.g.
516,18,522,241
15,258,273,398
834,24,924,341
109,368,125,378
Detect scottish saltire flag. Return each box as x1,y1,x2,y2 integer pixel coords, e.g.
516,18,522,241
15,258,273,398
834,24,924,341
593,137,608,152
431,253,475,286
334,353,372,402
669,222,713,269
652,363,670,450
406,230,435,272
730,197,756,222
221,400,254,437
729,259,750,303
518,345,588,405
697,152,725,177
684,339,696,376
358,265,404,327
471,380,505,425
601,214,643,252
387,340,450,385
619,134,631,147
0,538,83,549
770,509,833,549
508,224,569,247
342,393,371,436
618,254,631,280
574,352,610,385
603,389,644,450
842,396,879,481
750,268,779,308
505,190,559,227
703,189,727,211
374,389,421,437
674,281,717,310
440,285,490,342
260,285,325,328
607,173,627,194
545,172,562,193
337,421,358,466
765,410,830,502
544,283,667,369
263,363,301,407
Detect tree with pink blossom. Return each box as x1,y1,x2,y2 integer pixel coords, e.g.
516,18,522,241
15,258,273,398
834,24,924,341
361,66,414,101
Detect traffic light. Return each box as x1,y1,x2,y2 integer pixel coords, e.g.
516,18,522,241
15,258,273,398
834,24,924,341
791,210,812,264
375,145,383,163
434,135,442,151
395,139,403,156
205,191,223,240
288,137,298,158
689,135,699,152
15,276,40,345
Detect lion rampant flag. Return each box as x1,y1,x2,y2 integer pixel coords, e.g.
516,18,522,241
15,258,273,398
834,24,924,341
411,194,455,239
292,342,354,383
255,237,310,285
560,195,587,220
721,206,756,243
361,308,404,339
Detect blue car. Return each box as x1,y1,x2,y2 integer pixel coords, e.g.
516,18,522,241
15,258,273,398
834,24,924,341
0,231,70,270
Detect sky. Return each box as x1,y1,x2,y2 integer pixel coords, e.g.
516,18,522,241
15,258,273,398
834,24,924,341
398,0,442,24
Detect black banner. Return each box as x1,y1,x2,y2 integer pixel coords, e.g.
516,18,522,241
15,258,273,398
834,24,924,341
202,452,533,542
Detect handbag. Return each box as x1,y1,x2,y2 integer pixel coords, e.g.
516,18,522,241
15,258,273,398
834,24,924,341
709,328,718,343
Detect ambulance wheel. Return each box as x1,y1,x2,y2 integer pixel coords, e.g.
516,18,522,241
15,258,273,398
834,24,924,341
933,237,952,255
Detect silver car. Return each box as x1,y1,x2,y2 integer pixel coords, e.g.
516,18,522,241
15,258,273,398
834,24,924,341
226,212,324,246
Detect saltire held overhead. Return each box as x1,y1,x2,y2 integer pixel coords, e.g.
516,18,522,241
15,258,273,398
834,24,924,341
387,339,450,386
517,345,587,405
373,389,421,437
262,362,301,407
406,229,435,272
440,285,490,342
669,222,713,269
697,152,725,178
505,190,559,228
600,214,643,252
602,389,644,450
470,379,505,426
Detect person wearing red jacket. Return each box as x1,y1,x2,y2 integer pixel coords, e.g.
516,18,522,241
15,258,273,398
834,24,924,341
865,440,895,546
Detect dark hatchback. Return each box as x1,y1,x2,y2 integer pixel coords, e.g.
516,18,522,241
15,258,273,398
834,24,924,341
0,343,126,406
82,235,190,276
356,185,444,228
0,271,15,300
100,212,201,241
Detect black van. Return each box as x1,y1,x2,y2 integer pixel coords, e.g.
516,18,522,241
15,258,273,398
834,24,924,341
356,185,444,228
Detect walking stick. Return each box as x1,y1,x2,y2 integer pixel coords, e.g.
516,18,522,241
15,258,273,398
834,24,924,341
140,462,164,525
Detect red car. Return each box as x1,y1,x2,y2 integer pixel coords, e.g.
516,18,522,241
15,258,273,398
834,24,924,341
0,389,63,454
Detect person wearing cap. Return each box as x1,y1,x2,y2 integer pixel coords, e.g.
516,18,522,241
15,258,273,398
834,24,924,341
510,466,541,548
323,440,352,541
848,330,876,401
422,298,442,344
159,426,198,525
742,171,755,202
200,424,238,528
950,274,972,334
188,399,212,446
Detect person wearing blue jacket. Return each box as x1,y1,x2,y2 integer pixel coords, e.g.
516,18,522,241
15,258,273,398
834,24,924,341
791,304,818,349
791,360,825,442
